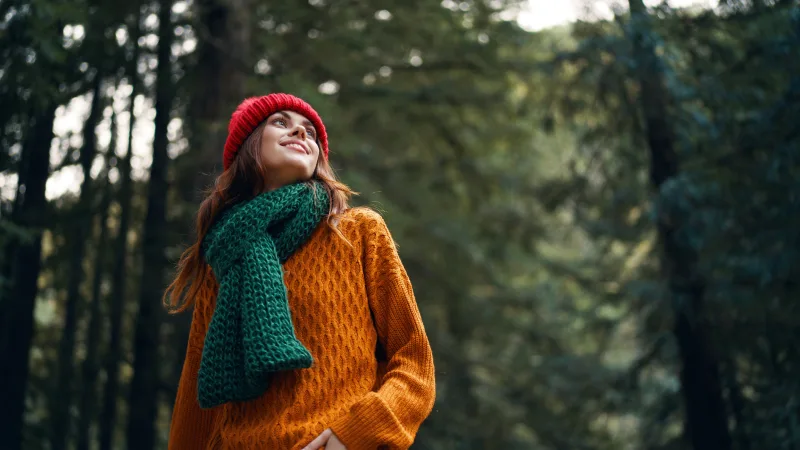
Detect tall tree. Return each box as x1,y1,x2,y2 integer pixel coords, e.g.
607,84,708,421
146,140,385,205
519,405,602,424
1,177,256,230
76,109,117,450
126,0,175,447
0,2,90,447
50,71,105,450
180,0,251,195
0,101,57,450
99,13,141,450
627,0,731,448
48,0,124,438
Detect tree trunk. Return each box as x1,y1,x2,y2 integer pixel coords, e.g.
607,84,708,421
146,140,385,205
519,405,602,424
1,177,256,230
722,357,750,450
0,101,57,450
76,111,117,450
50,72,104,450
179,0,250,201
627,1,732,449
99,12,140,450
126,0,174,448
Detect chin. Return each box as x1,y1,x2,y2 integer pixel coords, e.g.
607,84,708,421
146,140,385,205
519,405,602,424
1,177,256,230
288,166,316,183
268,154,316,184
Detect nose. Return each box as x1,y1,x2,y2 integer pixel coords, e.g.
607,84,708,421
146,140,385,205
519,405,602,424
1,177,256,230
290,124,307,140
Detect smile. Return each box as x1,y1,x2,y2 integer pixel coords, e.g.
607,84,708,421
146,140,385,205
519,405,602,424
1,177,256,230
282,142,308,154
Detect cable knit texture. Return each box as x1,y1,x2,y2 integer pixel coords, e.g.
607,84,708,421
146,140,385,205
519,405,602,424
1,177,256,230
223,93,329,170
169,207,436,449
198,181,329,408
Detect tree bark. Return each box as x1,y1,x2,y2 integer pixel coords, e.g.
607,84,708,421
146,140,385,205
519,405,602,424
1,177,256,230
627,1,732,449
99,12,140,450
50,72,104,450
126,0,174,448
76,111,116,450
722,357,750,450
0,101,57,450
178,0,251,201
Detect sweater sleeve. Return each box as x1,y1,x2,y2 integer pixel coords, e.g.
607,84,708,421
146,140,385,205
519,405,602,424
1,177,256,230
168,266,220,449
330,211,436,450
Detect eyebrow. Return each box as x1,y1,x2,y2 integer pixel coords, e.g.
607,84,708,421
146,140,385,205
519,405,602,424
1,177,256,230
275,111,316,133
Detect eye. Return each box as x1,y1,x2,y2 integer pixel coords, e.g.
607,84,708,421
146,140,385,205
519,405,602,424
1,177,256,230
306,128,316,139
272,118,287,127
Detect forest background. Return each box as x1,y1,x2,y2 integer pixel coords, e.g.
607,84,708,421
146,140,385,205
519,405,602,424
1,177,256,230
1,0,798,449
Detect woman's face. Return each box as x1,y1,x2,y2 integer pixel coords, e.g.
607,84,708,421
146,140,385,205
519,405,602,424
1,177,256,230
259,110,320,190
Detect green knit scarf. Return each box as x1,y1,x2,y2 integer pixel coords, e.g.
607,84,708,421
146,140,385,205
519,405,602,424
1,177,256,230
197,181,329,409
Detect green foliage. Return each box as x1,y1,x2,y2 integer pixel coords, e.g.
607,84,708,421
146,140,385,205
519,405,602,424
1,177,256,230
546,2,800,449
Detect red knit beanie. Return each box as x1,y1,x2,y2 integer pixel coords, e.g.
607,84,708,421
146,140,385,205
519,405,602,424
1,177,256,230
223,93,329,170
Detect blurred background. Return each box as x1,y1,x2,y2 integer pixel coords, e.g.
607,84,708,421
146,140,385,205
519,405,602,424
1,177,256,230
1,0,799,449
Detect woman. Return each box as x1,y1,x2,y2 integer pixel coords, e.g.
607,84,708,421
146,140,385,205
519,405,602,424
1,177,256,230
166,93,436,450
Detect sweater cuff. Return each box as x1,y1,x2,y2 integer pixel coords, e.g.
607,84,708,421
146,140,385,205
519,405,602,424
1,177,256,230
329,393,412,450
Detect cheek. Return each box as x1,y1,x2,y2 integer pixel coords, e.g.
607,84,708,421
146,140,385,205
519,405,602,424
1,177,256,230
261,127,282,148
259,131,282,159
310,141,321,158
305,151,320,175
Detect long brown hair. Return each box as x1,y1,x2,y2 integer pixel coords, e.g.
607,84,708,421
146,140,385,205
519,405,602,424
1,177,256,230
163,120,355,313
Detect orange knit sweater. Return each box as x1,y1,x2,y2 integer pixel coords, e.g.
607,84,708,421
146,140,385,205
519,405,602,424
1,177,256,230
168,207,436,450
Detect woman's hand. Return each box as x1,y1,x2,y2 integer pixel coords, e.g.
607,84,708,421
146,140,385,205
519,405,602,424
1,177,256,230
324,432,347,450
302,428,348,450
